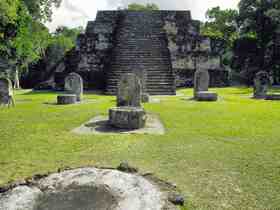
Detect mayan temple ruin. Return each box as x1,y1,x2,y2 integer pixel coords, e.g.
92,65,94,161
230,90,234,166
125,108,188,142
54,10,227,95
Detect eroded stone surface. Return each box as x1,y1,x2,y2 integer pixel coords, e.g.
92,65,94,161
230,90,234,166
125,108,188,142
64,72,83,101
57,94,77,105
0,78,14,106
0,168,177,210
194,69,210,97
117,73,142,107
109,107,146,129
253,71,270,99
195,91,218,101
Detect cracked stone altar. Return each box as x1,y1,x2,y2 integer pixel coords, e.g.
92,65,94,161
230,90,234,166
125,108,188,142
54,10,228,94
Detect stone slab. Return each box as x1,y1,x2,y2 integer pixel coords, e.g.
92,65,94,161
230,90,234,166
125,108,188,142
109,107,146,129
195,91,218,101
265,94,280,100
72,114,165,135
57,94,77,105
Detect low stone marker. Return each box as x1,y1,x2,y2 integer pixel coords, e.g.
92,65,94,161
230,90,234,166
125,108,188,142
141,93,150,103
193,69,218,101
57,94,77,105
0,78,15,107
109,73,146,130
64,72,83,101
253,71,270,99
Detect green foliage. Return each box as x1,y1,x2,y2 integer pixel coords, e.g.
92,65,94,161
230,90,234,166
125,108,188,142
126,3,159,11
44,26,83,68
201,6,238,47
237,0,280,69
23,0,62,22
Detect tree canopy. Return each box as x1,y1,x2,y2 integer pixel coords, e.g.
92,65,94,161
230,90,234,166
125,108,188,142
126,3,159,11
201,6,238,47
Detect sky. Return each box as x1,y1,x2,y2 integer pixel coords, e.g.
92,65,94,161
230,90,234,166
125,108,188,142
46,0,240,31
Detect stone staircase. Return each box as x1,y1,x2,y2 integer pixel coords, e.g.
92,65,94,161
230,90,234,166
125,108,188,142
106,12,176,95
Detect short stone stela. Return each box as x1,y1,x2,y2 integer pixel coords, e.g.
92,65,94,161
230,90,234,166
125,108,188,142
109,73,147,130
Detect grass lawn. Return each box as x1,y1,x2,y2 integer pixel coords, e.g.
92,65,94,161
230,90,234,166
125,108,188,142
0,87,280,210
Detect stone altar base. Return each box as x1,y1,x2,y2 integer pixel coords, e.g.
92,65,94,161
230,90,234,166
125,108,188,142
141,93,150,103
109,107,146,130
195,91,218,101
265,94,280,100
57,94,77,105
72,114,165,135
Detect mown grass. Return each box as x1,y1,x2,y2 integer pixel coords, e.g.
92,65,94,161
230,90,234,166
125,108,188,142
0,87,280,210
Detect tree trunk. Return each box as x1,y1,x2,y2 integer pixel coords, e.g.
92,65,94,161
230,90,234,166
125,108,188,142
13,69,20,89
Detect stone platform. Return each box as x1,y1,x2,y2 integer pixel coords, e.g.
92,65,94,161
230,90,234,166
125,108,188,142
265,94,280,100
195,91,218,101
72,114,165,135
57,94,77,105
109,107,146,129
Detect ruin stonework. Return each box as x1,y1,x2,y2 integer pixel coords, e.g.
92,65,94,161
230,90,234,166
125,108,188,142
253,71,270,99
55,11,228,95
0,78,14,106
109,73,146,129
64,72,83,101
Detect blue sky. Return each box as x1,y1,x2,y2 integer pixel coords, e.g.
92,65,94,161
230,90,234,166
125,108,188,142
46,0,240,31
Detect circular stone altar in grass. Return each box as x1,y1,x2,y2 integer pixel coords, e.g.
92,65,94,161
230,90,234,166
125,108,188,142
57,94,77,105
195,91,218,101
265,94,280,100
0,168,178,210
109,106,146,129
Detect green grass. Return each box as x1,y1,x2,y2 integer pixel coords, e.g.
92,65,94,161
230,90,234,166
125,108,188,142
0,87,280,210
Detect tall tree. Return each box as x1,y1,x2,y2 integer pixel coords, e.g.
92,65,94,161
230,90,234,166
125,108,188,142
201,6,238,48
237,0,280,70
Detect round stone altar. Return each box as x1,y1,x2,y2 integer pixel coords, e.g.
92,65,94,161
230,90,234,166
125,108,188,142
0,168,178,210
109,106,146,129
195,91,218,101
57,94,77,105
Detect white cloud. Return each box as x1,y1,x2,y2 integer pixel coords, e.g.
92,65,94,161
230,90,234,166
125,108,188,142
46,0,240,31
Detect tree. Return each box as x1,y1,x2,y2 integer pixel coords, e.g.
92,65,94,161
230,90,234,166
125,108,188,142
23,0,62,22
126,3,159,11
237,0,280,70
201,7,238,48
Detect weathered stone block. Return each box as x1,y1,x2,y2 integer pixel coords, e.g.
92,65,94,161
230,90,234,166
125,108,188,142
141,93,150,103
109,107,146,129
0,78,14,106
117,73,142,107
64,72,83,101
265,94,280,100
195,91,218,101
194,69,209,97
57,94,77,105
253,71,270,99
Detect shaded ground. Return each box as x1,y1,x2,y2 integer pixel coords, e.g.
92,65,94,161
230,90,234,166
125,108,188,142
0,87,280,210
72,114,165,135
